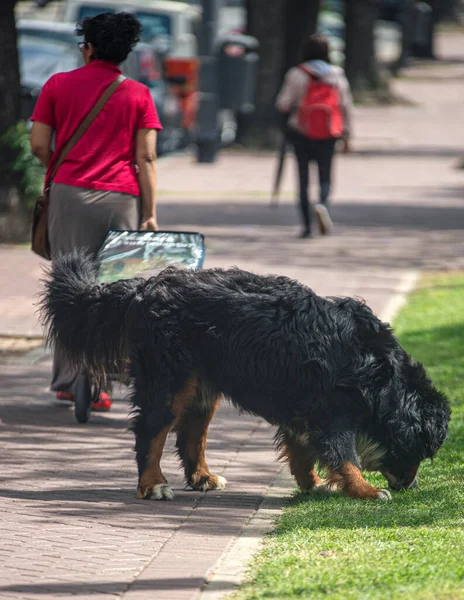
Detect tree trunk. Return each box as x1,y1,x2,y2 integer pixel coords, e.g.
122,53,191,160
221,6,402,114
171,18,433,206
344,0,390,102
283,0,321,73
242,0,286,147
438,0,460,22
241,0,319,147
411,0,439,60
0,0,21,211
0,0,20,137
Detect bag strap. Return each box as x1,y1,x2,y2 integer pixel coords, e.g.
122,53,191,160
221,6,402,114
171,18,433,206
48,74,126,182
298,65,313,78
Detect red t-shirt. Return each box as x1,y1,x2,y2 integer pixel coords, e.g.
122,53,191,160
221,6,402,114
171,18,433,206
31,60,162,196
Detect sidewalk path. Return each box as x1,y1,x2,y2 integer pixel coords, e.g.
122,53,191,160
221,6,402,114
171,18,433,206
0,32,463,600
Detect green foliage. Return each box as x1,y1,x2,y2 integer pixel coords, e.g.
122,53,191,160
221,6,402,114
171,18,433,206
2,121,45,209
235,273,464,600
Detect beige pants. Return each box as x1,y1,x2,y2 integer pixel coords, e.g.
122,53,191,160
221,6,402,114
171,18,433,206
48,183,141,393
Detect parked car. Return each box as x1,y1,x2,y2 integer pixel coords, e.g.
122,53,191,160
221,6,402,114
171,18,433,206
61,0,201,57
17,20,187,155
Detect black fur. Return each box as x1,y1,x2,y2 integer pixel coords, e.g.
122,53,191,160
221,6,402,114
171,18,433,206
41,250,450,497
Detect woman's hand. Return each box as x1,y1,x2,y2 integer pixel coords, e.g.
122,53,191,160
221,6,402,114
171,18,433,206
140,217,159,231
342,136,351,154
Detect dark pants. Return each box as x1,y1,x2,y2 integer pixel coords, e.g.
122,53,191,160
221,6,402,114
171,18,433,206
287,129,337,232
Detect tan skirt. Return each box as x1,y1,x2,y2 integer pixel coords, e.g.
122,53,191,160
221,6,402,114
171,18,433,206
48,183,141,392
48,183,141,258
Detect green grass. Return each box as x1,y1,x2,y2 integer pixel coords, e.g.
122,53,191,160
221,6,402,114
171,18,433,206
236,273,464,600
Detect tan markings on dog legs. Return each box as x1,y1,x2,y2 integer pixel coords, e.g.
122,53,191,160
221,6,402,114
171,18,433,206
171,374,199,419
279,438,322,491
137,424,173,500
137,375,199,500
324,462,392,500
178,397,226,491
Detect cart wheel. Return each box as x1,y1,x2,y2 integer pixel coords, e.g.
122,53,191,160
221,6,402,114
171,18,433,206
74,372,93,423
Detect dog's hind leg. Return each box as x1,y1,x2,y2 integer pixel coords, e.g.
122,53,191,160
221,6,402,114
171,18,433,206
275,428,322,491
175,392,227,492
315,430,392,500
134,375,199,500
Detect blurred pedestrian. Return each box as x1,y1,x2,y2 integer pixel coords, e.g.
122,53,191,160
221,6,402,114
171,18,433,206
30,12,162,410
276,34,353,238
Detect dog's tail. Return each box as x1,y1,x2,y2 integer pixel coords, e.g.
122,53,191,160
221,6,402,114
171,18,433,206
40,249,137,380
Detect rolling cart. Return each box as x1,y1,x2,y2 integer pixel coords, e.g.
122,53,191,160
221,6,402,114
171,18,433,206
73,229,205,423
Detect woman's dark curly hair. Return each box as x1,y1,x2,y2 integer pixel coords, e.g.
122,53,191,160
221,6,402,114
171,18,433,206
75,12,141,65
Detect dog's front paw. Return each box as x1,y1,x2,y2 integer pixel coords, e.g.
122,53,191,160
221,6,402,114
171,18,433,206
137,483,175,500
376,488,392,501
188,473,227,491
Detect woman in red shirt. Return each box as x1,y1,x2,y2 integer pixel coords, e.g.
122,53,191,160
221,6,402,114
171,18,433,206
30,12,163,411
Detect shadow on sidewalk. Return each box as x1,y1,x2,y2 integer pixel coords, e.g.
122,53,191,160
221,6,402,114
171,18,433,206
159,200,464,231
0,577,233,596
351,146,464,159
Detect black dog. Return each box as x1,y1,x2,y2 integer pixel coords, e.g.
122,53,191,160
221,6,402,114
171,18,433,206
41,251,450,501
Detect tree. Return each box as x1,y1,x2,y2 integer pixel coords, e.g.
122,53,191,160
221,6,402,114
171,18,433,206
283,0,321,74
344,0,390,102
242,0,320,147
0,0,21,208
439,0,460,21
243,0,286,146
0,0,20,137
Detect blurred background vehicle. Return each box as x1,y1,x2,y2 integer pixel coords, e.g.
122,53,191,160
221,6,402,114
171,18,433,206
62,0,201,57
17,19,187,156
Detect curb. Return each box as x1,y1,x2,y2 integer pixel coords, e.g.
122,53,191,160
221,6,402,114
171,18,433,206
198,467,293,600
380,270,419,324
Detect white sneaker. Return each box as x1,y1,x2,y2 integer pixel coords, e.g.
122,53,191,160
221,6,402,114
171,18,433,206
314,204,333,235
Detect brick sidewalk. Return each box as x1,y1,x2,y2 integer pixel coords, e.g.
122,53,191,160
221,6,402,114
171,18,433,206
1,32,464,600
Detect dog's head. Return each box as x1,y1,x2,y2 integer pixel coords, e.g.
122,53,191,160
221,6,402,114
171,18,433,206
376,358,450,491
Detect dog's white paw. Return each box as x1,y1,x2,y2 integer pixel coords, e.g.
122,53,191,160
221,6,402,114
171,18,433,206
152,483,175,500
213,475,227,490
376,488,392,500
189,474,227,491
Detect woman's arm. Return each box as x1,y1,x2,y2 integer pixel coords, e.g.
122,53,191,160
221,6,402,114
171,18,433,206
338,71,354,150
275,68,307,114
30,122,53,167
135,128,159,231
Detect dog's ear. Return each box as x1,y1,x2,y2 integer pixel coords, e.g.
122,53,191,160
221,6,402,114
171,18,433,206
420,391,451,458
381,383,450,463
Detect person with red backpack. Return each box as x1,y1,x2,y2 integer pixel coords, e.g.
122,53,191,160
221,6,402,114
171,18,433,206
276,34,353,238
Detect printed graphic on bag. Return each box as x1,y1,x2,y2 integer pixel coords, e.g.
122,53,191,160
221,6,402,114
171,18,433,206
97,230,205,283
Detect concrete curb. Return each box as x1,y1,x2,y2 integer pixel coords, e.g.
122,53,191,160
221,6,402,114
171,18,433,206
380,270,420,324
198,467,293,600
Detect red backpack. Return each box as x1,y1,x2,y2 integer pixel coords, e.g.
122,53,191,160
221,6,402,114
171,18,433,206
296,65,343,140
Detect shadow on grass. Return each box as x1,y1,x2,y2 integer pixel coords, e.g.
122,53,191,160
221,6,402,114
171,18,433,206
283,478,463,531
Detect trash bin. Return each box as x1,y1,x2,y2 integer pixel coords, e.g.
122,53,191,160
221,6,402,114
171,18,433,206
217,34,259,114
411,1,435,58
